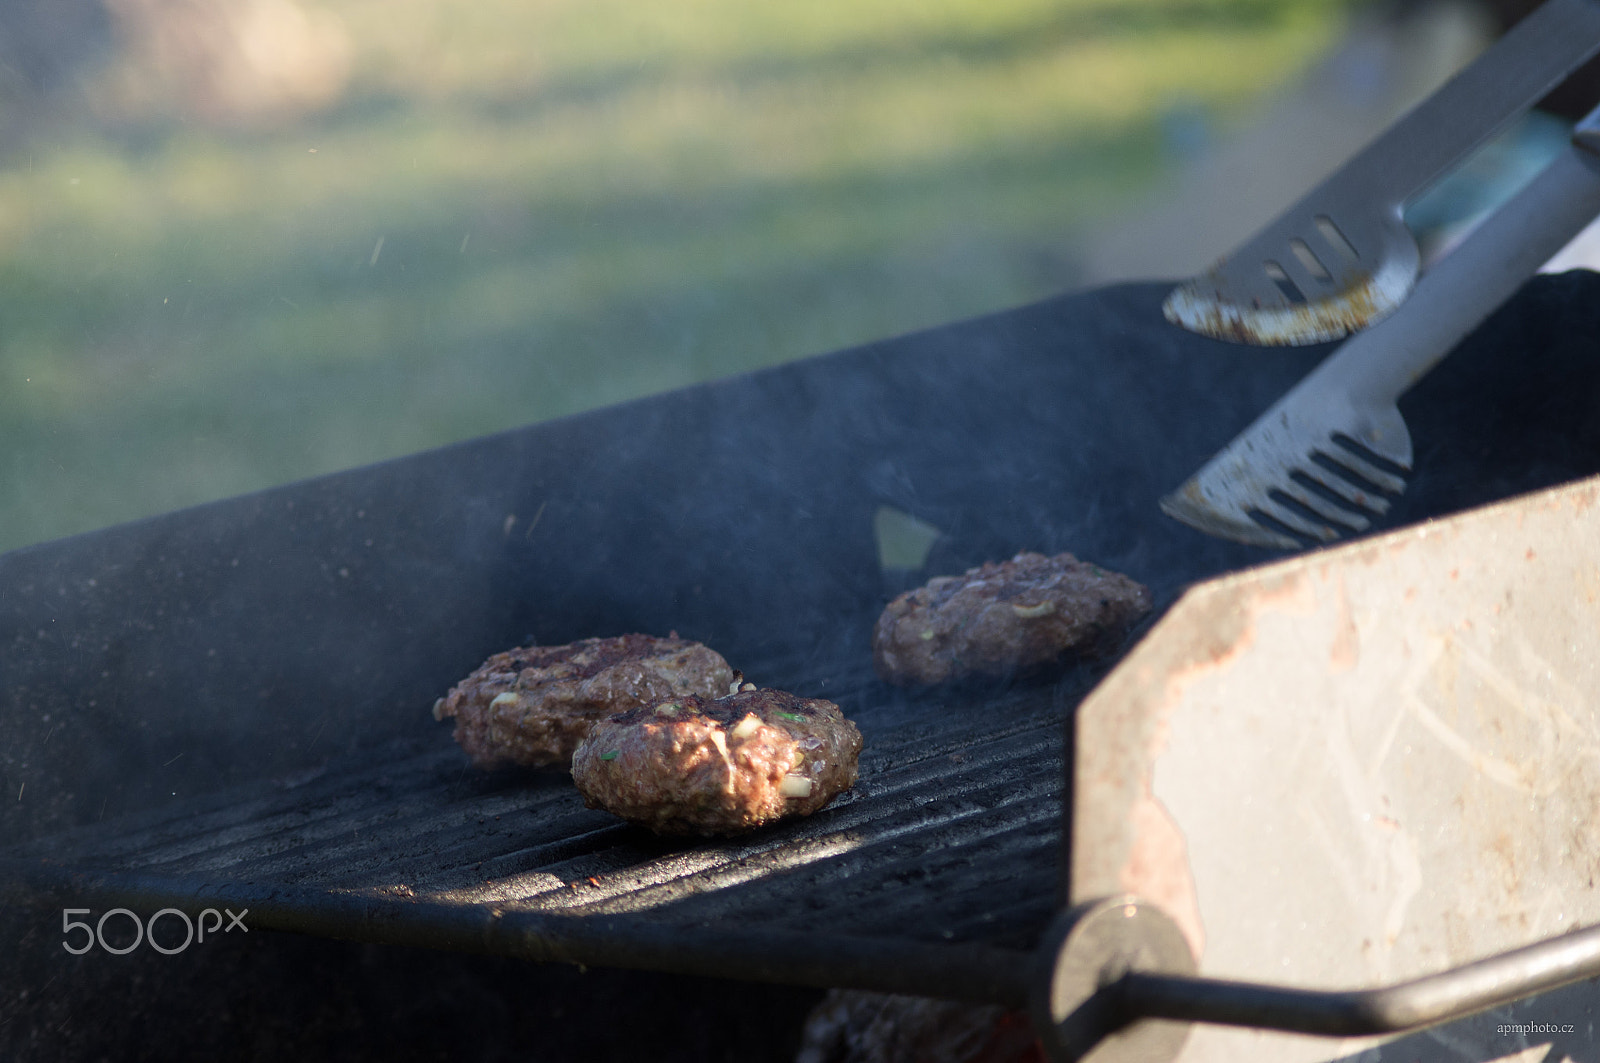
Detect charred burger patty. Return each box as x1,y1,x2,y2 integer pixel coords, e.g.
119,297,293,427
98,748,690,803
571,687,862,836
873,551,1151,686
432,633,735,768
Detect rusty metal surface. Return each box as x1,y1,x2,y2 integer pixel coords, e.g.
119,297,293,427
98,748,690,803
1073,473,1600,1062
1162,262,1408,348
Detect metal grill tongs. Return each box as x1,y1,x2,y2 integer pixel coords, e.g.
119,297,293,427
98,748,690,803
1159,0,1600,550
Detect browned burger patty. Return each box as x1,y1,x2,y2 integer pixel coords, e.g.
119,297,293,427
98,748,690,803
432,634,735,768
571,687,862,836
872,551,1151,686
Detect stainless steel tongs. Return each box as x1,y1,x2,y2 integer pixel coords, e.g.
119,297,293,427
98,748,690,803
1165,0,1600,347
1161,0,1600,549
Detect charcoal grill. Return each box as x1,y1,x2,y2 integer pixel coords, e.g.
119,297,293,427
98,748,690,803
7,273,1600,1061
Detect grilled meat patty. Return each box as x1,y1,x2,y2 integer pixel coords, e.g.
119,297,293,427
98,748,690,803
432,634,735,768
872,551,1151,686
571,687,862,836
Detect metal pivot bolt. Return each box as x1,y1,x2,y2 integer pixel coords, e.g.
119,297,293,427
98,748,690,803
1030,896,1197,1063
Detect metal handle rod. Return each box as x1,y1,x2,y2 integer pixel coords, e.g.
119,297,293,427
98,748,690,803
1116,922,1600,1037
0,859,1035,1007
1312,107,1600,409
1318,0,1600,200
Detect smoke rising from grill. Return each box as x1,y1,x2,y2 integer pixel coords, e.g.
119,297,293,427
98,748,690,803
7,272,1600,1057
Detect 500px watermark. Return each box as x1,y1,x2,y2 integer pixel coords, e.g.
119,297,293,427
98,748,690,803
61,907,248,955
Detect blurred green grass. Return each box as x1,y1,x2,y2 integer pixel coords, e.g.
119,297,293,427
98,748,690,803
0,0,1348,552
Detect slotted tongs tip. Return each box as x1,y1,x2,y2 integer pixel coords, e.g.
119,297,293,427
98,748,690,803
1162,262,1415,347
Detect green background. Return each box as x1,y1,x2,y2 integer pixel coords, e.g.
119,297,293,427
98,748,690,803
0,0,1349,553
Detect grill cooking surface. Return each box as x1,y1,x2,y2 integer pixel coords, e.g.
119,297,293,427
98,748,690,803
6,660,1069,953
9,276,1600,1005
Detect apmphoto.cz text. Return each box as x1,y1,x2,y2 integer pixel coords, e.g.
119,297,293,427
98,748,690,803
1497,1022,1576,1036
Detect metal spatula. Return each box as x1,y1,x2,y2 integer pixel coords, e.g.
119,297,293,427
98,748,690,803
1161,110,1600,550
1163,0,1600,347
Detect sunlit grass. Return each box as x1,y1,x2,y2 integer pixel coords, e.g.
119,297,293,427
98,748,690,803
0,0,1348,552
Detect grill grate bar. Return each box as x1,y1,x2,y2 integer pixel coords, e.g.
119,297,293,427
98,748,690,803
532,763,1059,915
600,803,1061,946
719,819,1061,947
181,785,596,881
5,671,1072,956
935,890,1062,949
185,719,1050,888
405,819,640,893
9,744,465,864
29,697,1059,878
110,771,580,876
301,738,1059,898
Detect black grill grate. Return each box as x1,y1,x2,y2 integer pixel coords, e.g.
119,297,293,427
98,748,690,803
8,275,1600,1022
5,662,1064,959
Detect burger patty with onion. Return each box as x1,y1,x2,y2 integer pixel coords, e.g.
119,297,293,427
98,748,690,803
432,633,735,768
572,687,862,835
873,551,1151,686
